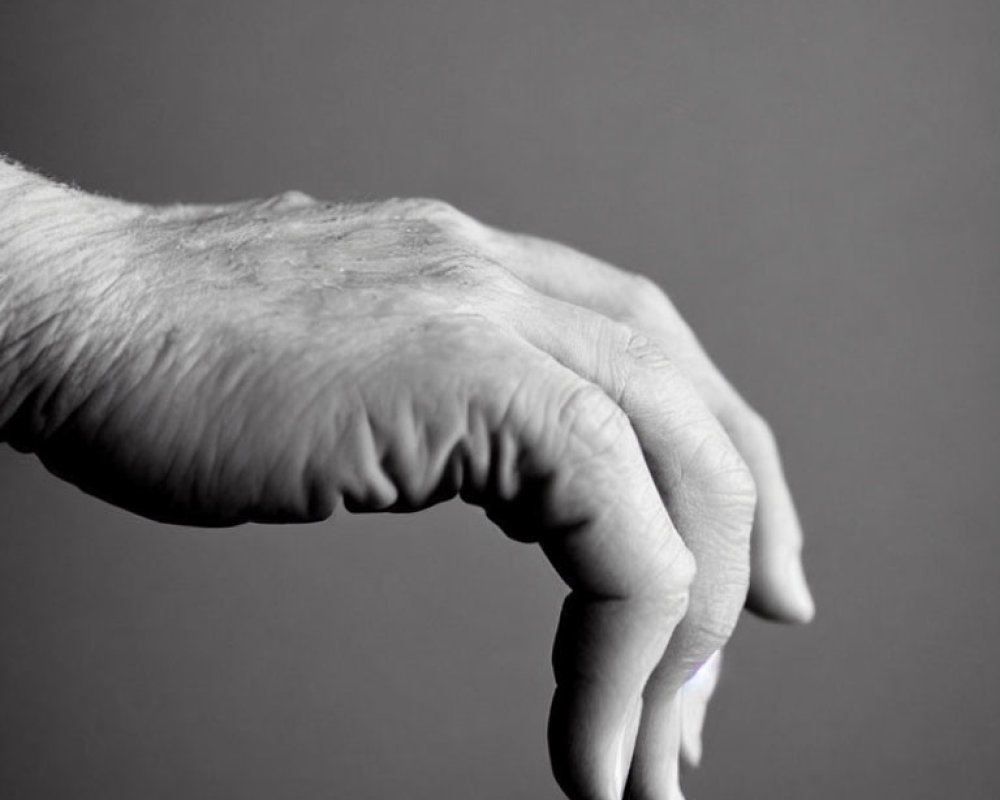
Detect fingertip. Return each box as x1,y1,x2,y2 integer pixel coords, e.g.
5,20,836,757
785,553,816,622
680,725,702,769
747,551,815,623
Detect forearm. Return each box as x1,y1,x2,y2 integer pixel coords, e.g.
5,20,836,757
0,158,102,275
0,157,135,290
0,158,139,445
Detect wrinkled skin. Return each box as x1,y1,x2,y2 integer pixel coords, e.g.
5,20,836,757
0,179,813,800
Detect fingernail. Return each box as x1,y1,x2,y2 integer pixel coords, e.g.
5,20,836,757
613,697,643,799
784,553,816,622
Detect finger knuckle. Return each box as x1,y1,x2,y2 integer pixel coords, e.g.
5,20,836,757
261,189,316,212
413,197,462,222
278,188,315,206
557,383,632,460
683,435,758,548
638,539,697,614
622,327,672,369
618,323,647,353
599,323,674,406
661,539,698,595
598,322,643,403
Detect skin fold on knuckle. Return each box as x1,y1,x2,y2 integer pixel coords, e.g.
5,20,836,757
617,328,692,414
552,381,634,473
529,384,635,538
596,323,643,405
348,317,538,514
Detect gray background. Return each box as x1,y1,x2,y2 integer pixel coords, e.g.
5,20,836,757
1,1,997,798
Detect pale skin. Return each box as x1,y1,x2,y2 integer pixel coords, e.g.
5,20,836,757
0,159,813,800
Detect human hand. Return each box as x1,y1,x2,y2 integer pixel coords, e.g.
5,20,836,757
0,178,812,800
